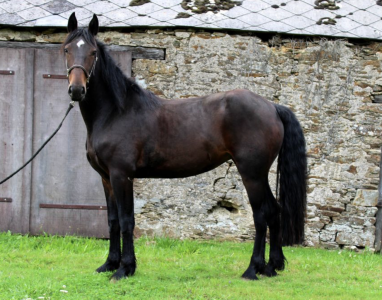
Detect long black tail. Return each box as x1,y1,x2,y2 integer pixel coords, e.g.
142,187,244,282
274,104,307,246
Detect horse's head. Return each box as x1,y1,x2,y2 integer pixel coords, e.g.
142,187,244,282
64,13,99,102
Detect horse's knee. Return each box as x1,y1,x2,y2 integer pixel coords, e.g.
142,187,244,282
109,219,120,232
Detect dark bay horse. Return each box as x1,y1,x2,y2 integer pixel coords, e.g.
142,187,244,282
64,13,307,281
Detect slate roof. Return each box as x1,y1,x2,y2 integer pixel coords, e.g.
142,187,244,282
1,0,382,40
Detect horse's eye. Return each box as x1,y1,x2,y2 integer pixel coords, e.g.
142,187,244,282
64,48,69,54
91,51,97,56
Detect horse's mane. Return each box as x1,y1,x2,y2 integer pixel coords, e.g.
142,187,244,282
64,29,161,112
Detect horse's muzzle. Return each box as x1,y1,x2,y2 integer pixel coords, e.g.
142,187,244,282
68,85,86,101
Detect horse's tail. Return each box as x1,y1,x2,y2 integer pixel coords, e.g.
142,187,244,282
274,104,307,246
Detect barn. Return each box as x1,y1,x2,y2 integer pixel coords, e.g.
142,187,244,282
0,0,382,252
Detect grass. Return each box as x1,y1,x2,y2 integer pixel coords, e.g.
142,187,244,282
0,232,382,300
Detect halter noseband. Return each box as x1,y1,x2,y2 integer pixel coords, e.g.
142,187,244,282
66,53,98,84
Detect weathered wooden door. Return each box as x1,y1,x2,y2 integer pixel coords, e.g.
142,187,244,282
0,48,34,233
0,45,131,237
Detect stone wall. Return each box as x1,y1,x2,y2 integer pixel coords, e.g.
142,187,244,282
1,27,381,249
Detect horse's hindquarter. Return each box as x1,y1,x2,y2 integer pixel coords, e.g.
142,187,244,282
221,90,284,169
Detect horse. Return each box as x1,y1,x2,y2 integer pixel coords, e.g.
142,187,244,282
63,13,307,281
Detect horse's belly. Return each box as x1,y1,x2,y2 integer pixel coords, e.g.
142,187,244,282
135,150,230,178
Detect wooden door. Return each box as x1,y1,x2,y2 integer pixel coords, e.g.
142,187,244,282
29,49,131,237
0,48,34,233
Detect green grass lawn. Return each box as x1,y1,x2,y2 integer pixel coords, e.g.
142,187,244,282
0,232,381,300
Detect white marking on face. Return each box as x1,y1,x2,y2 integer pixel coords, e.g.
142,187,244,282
77,39,85,48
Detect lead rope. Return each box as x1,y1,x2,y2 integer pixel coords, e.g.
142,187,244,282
0,101,75,185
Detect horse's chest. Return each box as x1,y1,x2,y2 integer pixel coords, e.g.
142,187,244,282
86,139,107,175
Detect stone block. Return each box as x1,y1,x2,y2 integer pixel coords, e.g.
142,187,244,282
320,241,340,250
336,228,375,247
319,210,341,217
175,31,191,39
353,189,378,207
307,217,325,230
319,230,336,242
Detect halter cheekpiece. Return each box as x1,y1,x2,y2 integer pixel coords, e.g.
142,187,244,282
66,53,98,84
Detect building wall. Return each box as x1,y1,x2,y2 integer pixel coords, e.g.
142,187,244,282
1,28,381,249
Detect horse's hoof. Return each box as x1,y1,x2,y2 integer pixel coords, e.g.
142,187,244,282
241,268,259,281
110,265,136,281
96,261,120,273
264,265,278,277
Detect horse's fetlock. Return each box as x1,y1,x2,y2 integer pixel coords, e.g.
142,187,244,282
252,257,265,272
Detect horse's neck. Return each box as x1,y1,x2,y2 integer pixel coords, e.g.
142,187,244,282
79,79,116,134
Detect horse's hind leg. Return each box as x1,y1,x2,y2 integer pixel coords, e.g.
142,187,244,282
241,178,268,280
96,178,121,273
262,186,285,277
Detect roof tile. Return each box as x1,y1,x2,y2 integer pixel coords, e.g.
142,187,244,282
344,0,376,10
347,9,381,26
83,1,119,15
350,25,381,39
60,7,93,20
41,0,76,15
262,21,296,33
219,5,249,19
302,8,334,22
35,14,67,26
167,4,187,13
96,15,114,25
335,17,365,32
108,0,131,8
193,11,227,24
107,21,127,27
150,0,182,9
281,1,314,15
282,15,315,30
333,2,359,15
305,23,341,36
237,12,273,27
130,16,160,26
258,7,294,22
215,18,247,30
17,7,51,21
0,13,25,25
370,20,382,32
168,16,203,27
1,0,33,14
148,9,179,22
66,0,94,6
127,2,163,15
240,0,270,13
104,8,137,22
26,0,51,5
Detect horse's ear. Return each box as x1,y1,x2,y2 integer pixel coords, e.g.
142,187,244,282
67,12,77,33
88,14,99,36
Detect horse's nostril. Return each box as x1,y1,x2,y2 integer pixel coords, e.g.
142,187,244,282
68,86,73,95
81,87,86,95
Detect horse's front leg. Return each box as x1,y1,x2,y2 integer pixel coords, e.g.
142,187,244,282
96,178,121,273
110,174,136,281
